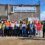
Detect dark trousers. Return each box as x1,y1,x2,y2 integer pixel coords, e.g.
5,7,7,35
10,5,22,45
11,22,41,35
4,27,9,36
0,29,3,36
9,27,14,36
29,30,35,35
14,27,20,36
4,30,9,36
13,29,17,36
19,30,22,36
22,27,27,37
43,30,45,38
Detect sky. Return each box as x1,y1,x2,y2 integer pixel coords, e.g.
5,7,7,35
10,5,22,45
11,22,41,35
40,0,45,20
0,0,45,20
40,0,45,11
0,0,39,5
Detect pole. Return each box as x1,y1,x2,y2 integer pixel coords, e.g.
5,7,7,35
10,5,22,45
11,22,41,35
7,4,8,20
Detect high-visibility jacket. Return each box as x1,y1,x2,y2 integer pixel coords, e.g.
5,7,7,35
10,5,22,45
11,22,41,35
0,23,2,29
5,21,11,27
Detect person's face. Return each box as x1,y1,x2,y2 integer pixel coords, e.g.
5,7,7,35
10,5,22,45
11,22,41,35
30,21,32,24
36,21,38,24
38,21,40,24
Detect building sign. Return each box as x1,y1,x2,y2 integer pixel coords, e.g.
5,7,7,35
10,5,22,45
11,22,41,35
13,6,36,12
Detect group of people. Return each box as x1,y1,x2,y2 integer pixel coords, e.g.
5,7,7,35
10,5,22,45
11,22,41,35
0,20,44,38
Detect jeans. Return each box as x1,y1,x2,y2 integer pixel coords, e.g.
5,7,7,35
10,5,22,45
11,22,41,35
22,27,27,37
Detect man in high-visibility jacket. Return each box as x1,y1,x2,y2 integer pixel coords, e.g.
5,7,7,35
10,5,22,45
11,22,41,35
4,20,11,36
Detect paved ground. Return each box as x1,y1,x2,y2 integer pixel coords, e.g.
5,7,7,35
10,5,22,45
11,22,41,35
0,37,45,45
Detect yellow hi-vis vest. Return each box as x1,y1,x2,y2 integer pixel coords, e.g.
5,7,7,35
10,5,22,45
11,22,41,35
0,24,2,29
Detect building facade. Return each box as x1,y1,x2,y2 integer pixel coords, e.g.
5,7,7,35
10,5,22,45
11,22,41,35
0,4,40,21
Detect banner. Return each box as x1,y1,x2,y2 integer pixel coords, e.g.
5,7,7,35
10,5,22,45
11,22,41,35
13,6,36,12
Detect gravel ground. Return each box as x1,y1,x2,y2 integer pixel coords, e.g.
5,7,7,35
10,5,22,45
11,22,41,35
0,37,45,45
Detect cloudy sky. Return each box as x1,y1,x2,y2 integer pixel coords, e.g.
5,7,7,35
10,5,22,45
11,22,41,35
0,0,45,20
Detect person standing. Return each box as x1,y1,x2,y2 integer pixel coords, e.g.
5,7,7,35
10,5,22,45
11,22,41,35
4,20,11,36
0,21,3,36
21,20,27,37
15,22,20,36
10,21,15,36
35,21,43,38
43,21,45,38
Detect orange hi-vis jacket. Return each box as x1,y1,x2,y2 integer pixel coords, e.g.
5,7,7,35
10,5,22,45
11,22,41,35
5,21,11,27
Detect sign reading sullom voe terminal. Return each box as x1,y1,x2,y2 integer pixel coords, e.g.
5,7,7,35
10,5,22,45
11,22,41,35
13,6,36,12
